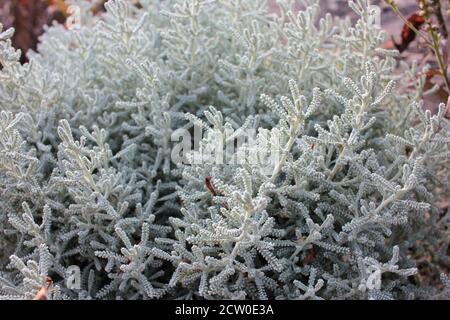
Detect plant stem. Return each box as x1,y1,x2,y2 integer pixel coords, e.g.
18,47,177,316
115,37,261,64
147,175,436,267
429,27,450,93
386,0,450,94
431,0,448,39
270,128,297,183
420,0,450,93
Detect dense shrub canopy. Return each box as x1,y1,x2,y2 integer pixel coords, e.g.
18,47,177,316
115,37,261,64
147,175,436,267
0,0,449,300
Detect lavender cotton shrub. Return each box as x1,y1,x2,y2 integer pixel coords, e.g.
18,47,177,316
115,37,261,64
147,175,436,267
0,0,449,300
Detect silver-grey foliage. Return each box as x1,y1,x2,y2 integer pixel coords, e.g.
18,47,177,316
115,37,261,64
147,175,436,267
0,0,449,300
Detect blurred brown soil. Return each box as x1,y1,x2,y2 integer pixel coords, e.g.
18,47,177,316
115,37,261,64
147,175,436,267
0,0,66,63
0,0,106,63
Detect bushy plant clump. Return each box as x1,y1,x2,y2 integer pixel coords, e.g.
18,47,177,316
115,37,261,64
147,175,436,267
0,0,449,300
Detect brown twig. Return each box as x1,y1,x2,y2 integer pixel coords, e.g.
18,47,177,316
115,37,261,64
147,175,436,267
205,176,218,197
205,176,229,209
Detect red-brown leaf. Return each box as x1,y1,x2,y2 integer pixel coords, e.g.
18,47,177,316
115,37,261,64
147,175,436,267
394,13,426,53
424,69,443,80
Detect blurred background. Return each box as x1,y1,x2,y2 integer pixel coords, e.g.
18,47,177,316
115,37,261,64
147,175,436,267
0,0,106,63
0,0,419,63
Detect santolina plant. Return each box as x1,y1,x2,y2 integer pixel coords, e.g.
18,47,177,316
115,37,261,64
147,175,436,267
0,0,449,300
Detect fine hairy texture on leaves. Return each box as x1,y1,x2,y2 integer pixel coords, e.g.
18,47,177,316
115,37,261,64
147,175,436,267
0,0,449,300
